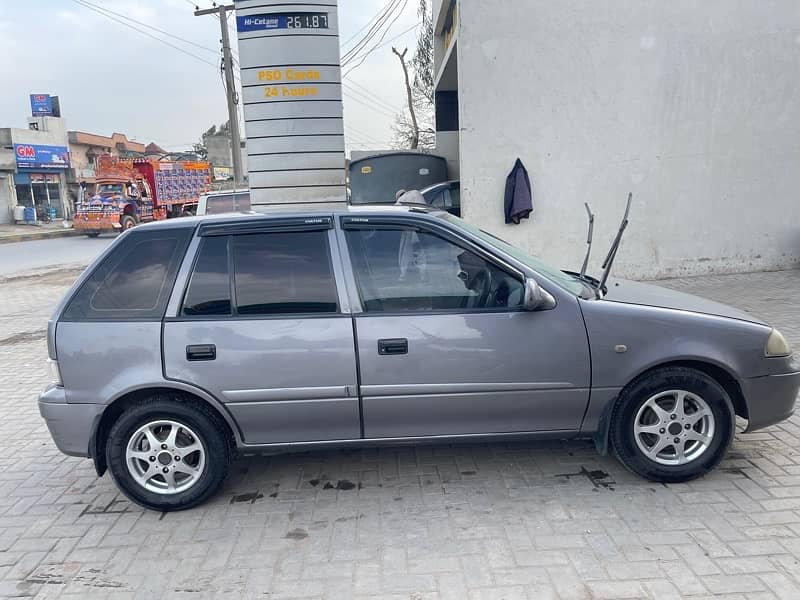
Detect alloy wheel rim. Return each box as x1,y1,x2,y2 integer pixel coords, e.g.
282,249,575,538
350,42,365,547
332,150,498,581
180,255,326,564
633,390,715,466
125,420,206,494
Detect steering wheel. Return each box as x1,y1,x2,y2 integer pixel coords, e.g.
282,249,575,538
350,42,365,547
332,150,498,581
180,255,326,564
470,267,493,308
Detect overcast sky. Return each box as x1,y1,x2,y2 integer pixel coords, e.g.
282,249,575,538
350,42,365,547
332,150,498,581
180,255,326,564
0,0,419,153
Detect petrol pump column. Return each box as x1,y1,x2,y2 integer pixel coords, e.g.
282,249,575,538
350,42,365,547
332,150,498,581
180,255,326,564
235,1,346,208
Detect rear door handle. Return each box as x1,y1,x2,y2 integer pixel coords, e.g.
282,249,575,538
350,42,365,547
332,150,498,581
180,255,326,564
186,344,216,361
378,338,408,355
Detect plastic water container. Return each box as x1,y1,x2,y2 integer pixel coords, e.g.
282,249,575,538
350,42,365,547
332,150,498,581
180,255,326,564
23,206,35,223
13,205,25,223
47,206,57,221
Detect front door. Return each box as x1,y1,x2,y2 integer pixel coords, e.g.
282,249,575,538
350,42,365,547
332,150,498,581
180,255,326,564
341,219,591,439
164,222,359,444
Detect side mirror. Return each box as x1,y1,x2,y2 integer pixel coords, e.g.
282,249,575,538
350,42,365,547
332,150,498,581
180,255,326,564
523,278,556,311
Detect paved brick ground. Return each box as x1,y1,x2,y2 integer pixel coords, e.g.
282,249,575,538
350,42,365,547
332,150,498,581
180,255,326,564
1,267,799,599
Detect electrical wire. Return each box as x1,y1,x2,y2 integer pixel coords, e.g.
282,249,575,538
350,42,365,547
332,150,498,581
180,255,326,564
340,0,395,50
343,90,397,119
346,134,385,149
71,0,219,69
341,0,402,66
344,21,421,70
343,79,401,114
76,0,219,55
343,0,409,70
347,123,387,146
343,16,417,77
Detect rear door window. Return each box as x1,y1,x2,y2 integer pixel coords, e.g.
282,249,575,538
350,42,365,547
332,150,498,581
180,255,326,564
232,231,338,315
62,229,192,321
182,236,231,316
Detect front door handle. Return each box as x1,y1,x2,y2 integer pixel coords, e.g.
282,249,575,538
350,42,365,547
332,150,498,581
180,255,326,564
186,344,216,361
378,338,408,355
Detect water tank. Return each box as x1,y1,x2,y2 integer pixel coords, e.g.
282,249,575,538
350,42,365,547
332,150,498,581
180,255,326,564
23,206,36,223
349,152,448,205
13,205,26,222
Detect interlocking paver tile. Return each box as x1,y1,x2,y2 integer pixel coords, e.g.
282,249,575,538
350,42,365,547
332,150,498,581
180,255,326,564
0,265,799,598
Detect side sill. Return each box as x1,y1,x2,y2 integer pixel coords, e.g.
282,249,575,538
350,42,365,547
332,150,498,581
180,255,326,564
236,429,585,455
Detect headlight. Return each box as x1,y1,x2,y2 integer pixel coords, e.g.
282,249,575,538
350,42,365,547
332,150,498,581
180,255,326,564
765,328,792,357
48,359,63,387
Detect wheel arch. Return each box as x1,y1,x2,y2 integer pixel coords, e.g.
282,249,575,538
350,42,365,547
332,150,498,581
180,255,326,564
593,358,747,455
90,384,240,476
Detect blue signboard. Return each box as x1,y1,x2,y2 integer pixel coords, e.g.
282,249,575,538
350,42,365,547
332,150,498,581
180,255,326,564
29,94,53,116
237,12,329,32
13,144,70,170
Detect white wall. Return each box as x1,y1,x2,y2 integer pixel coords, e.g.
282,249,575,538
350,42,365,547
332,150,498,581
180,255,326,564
0,174,13,224
456,1,800,279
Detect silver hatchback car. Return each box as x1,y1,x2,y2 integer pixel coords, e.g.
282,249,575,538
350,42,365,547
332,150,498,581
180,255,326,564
39,206,799,511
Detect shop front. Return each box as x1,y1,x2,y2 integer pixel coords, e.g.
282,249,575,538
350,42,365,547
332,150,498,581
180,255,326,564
13,143,70,220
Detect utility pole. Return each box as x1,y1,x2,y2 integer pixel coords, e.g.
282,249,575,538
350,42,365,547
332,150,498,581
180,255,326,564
195,3,245,187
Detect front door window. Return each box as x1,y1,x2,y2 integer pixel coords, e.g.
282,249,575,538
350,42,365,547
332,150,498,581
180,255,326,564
345,226,524,312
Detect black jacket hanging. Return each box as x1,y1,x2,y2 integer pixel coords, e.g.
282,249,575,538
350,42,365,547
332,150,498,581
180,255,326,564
504,158,533,224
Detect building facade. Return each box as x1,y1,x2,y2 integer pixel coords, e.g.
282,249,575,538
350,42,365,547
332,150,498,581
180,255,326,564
432,0,800,279
0,116,71,223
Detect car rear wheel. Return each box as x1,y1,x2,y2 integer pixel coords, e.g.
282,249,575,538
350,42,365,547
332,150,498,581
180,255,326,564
106,397,230,511
610,367,735,483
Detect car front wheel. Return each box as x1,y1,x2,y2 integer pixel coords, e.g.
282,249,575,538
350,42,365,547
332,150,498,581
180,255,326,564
610,367,735,483
106,397,230,511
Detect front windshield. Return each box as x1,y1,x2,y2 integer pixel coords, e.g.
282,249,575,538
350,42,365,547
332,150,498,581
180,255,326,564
98,183,123,195
443,214,588,296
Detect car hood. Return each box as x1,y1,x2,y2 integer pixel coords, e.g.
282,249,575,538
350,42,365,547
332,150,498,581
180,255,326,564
602,278,766,325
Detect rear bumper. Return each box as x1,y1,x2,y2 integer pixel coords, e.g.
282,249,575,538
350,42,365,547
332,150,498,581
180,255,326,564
742,370,800,431
38,385,104,457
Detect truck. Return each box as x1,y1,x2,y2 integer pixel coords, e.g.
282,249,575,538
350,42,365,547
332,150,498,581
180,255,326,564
73,155,210,237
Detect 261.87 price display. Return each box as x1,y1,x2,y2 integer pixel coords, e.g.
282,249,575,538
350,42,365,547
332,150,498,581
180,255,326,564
286,13,329,29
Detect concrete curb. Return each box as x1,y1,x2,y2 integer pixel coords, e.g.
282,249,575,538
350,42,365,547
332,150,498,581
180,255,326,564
0,228,84,245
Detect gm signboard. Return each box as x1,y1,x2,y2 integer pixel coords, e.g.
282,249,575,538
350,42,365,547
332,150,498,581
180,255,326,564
29,94,54,117
14,144,70,169
235,0,346,207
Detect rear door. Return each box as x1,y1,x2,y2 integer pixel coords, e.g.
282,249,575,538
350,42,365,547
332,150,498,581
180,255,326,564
339,216,591,439
163,218,360,444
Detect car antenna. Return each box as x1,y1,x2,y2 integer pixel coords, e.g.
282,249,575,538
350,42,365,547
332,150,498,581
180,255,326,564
598,192,633,293
579,202,594,281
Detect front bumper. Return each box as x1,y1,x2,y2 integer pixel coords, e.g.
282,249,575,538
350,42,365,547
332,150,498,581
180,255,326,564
73,214,121,232
38,385,105,457
742,369,800,431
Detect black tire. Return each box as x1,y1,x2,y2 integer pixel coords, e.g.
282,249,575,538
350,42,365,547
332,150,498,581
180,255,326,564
106,396,231,511
610,367,735,483
85,232,100,238
120,215,136,231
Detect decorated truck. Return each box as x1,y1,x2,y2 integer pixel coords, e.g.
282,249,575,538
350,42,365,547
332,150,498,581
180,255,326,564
73,155,210,236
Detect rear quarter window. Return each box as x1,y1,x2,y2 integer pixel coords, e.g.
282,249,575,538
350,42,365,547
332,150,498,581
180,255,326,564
62,229,192,321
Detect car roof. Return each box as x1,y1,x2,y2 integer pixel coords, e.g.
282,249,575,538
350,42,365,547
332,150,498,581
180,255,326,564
201,189,250,196
420,180,459,194
134,203,449,231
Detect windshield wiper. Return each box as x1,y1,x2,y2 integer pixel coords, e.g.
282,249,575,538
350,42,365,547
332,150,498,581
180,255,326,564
598,192,632,294
579,202,595,282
